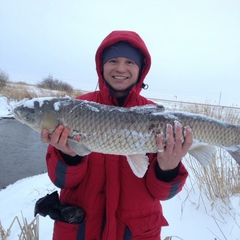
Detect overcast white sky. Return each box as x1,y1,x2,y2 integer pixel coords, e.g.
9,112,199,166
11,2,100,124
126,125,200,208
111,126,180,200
1,0,240,106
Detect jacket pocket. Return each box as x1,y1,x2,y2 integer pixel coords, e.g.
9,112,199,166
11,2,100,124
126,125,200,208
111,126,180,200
125,212,168,236
53,221,79,240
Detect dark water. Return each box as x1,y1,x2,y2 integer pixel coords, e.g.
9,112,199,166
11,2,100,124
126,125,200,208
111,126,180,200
0,119,48,189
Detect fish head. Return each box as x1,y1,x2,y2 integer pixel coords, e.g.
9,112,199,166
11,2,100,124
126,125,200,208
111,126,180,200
14,103,38,129
13,97,66,133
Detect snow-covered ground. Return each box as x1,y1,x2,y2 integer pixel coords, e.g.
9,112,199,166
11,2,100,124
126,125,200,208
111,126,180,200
0,171,239,240
0,96,15,118
0,96,239,240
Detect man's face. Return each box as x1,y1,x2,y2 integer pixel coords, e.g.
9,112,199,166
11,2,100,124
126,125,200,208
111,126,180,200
103,57,140,96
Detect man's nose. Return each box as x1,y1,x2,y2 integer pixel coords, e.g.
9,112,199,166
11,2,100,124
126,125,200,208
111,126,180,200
115,62,126,72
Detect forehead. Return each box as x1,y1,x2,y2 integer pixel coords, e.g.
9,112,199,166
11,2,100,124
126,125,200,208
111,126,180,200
105,57,138,63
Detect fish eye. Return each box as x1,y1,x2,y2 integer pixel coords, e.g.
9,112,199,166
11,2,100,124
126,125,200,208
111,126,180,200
23,113,34,122
24,115,30,121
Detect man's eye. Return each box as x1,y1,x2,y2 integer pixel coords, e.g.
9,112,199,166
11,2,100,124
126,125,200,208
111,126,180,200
126,60,135,65
108,59,117,63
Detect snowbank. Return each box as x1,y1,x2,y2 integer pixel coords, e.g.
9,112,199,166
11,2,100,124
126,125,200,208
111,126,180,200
0,96,14,118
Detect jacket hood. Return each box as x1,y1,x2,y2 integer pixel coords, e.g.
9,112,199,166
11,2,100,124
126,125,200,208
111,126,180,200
95,30,151,104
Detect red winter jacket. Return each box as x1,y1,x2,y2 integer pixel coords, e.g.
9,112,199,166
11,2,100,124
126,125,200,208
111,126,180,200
46,30,188,240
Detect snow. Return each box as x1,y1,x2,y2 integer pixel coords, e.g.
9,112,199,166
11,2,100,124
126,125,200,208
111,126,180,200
0,96,15,118
161,171,240,239
0,174,55,240
0,96,239,240
0,172,239,240
13,97,56,109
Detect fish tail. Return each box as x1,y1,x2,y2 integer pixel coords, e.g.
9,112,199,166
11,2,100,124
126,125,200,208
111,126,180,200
226,147,240,165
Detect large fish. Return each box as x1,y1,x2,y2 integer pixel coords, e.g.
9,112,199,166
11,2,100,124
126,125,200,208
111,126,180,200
13,97,240,177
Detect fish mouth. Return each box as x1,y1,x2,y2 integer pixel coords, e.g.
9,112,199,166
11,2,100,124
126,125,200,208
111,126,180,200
13,108,23,122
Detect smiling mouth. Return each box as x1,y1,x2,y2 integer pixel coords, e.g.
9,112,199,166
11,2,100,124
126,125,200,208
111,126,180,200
113,76,128,80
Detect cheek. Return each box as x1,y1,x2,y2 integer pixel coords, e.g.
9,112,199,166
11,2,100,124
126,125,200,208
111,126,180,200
133,66,140,76
132,69,140,81
103,65,111,79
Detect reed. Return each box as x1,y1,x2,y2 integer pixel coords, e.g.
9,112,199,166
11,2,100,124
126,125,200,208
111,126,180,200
0,81,84,101
0,213,39,240
178,103,240,203
184,152,240,203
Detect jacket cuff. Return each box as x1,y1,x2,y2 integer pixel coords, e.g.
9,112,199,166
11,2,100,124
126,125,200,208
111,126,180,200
155,162,180,182
59,151,84,166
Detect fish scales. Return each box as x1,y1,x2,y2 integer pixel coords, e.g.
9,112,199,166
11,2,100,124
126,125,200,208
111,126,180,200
57,100,240,153
13,97,240,168
58,100,159,154
164,112,240,146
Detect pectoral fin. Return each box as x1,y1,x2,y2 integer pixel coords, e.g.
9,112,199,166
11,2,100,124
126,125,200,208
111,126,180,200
67,139,92,156
188,144,216,165
126,154,150,178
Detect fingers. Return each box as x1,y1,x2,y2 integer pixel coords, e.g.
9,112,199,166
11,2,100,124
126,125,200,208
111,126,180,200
50,125,65,144
165,124,174,155
173,121,184,154
51,126,68,144
157,121,193,170
157,121,187,154
158,122,192,150
54,127,71,148
40,125,79,156
157,124,176,153
41,129,50,143
157,134,164,152
41,125,70,147
182,126,193,153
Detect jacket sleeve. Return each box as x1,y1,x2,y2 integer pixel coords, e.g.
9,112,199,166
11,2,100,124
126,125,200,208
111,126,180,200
46,145,88,189
146,157,188,200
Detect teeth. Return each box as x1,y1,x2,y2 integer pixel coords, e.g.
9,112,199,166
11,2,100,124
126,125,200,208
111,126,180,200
114,76,127,79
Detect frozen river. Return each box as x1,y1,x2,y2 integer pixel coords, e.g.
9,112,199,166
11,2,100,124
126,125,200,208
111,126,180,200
0,119,47,188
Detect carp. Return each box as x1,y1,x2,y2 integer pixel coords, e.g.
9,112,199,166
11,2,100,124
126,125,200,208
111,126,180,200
13,97,240,177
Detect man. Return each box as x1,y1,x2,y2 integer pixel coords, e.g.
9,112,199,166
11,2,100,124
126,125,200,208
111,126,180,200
41,30,192,240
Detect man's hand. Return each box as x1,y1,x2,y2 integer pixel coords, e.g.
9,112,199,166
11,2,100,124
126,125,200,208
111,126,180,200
41,125,80,157
157,121,193,171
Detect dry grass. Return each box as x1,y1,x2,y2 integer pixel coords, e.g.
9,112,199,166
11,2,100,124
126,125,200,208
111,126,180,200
184,153,240,203
0,81,85,101
164,237,184,240
169,101,240,124
0,213,39,240
176,103,240,204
